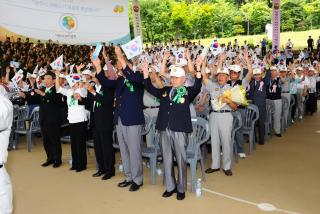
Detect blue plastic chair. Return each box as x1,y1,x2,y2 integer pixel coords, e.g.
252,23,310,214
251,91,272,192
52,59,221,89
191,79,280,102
231,111,242,164
242,104,259,154
187,117,210,192
27,107,41,152
142,116,161,185
265,100,275,141
13,105,29,150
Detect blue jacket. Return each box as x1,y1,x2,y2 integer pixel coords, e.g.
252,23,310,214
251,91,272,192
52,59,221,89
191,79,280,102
96,65,145,126
247,69,271,107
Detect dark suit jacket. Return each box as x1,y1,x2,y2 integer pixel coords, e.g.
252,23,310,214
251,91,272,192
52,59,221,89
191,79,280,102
96,65,145,126
144,76,202,133
38,86,62,126
86,85,115,131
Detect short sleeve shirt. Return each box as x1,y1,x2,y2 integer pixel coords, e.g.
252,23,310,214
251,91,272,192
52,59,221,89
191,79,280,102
206,79,232,111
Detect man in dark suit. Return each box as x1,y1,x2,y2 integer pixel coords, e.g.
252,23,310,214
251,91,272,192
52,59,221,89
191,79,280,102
92,46,144,192
86,74,115,180
143,63,202,200
34,72,62,168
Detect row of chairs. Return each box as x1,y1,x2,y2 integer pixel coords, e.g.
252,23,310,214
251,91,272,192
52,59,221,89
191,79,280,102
108,106,258,192
10,104,259,193
10,105,41,152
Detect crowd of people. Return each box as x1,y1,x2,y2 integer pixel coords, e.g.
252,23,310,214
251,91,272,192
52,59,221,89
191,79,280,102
0,36,319,204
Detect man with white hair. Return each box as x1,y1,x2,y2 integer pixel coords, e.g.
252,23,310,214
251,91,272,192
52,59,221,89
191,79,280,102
143,63,202,200
0,92,13,214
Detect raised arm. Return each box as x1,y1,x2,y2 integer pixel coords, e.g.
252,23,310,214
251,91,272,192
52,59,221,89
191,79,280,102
185,49,195,76
91,56,117,88
243,49,253,83
55,70,61,91
160,50,171,81
142,61,164,99
187,72,202,102
114,46,127,70
122,65,144,85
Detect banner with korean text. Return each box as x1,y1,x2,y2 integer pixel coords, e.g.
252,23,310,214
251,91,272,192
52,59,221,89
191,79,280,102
272,0,281,50
0,0,131,44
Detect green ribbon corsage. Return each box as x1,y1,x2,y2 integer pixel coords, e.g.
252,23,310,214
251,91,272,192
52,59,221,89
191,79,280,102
95,91,104,108
172,86,187,104
45,88,52,94
124,79,134,92
68,95,78,107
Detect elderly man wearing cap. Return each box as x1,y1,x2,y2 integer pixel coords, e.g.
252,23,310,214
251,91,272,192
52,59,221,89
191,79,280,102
227,52,253,158
296,67,308,120
0,93,13,214
289,69,298,122
202,61,238,176
306,67,318,115
143,61,202,200
246,66,271,145
266,66,283,137
279,66,291,128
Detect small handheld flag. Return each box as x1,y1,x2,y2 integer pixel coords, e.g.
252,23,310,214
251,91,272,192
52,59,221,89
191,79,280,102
50,55,64,70
121,36,143,60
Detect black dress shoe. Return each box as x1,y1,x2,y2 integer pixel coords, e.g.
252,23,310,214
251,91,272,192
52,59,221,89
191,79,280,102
76,167,86,172
52,162,62,168
176,192,185,200
205,168,220,174
129,182,143,192
223,169,233,176
92,171,105,177
118,180,132,188
69,167,76,171
275,134,282,137
41,160,53,167
101,173,115,180
162,188,177,198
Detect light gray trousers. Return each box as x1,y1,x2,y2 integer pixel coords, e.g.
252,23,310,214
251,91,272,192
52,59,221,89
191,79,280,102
282,93,291,128
116,118,143,185
209,112,233,170
268,99,282,134
296,89,305,118
160,129,188,193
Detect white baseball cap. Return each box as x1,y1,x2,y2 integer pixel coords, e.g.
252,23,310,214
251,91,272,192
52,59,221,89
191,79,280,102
82,69,92,76
279,66,287,72
169,65,185,77
270,66,278,71
253,68,262,75
229,64,241,73
216,67,230,75
309,67,316,72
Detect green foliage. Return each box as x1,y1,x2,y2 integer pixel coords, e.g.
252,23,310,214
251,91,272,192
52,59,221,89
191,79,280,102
134,0,320,42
